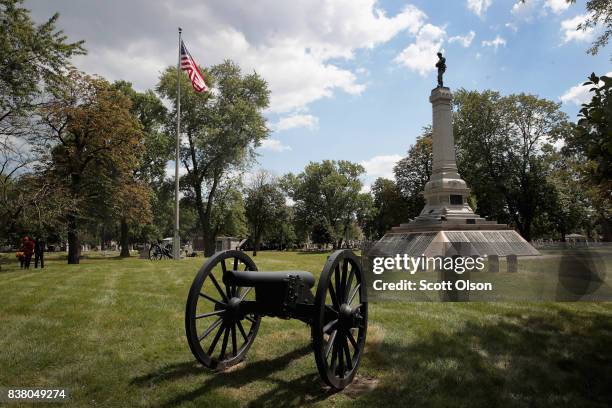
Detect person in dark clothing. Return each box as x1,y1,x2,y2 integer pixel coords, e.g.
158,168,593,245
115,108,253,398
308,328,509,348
35,237,45,269
21,236,35,270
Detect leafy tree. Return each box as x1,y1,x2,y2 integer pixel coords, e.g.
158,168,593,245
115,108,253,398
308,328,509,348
453,89,568,241
0,0,85,138
112,81,170,256
244,170,286,256
367,178,410,239
394,127,432,219
0,0,84,244
539,144,591,241
157,61,269,256
282,160,365,248
266,216,297,250
563,73,612,240
578,0,612,56
209,183,248,239
37,71,144,263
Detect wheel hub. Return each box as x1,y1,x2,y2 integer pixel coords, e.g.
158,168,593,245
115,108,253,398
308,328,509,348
338,303,358,329
226,297,242,319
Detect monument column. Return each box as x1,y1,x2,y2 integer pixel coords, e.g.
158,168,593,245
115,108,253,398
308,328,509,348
429,87,460,181
416,84,472,222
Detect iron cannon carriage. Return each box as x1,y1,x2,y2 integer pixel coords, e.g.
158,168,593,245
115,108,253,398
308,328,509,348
185,249,368,389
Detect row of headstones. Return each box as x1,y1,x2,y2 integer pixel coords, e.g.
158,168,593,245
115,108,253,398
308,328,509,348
488,254,518,273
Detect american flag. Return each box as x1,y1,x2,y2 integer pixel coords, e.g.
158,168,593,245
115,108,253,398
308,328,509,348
180,41,208,92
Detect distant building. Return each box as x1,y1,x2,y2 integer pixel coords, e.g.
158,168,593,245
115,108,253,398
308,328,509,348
191,236,244,253
215,236,242,252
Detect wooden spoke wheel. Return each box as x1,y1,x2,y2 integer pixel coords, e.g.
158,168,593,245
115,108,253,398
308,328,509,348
312,250,368,390
149,244,163,260
185,250,261,370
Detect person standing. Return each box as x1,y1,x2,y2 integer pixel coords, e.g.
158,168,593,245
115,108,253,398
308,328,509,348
21,236,35,270
35,237,45,269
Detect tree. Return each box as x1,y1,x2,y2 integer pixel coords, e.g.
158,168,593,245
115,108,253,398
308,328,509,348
453,89,569,241
367,178,410,239
563,73,612,240
157,61,270,256
282,160,365,249
208,183,248,239
266,216,297,250
537,144,591,241
244,170,286,256
1,0,85,139
112,81,169,256
37,71,144,263
394,127,432,219
0,0,84,244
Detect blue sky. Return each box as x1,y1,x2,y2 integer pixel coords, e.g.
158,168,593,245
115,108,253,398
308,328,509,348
27,0,611,188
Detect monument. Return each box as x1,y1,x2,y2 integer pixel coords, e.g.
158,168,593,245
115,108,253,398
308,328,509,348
372,53,538,258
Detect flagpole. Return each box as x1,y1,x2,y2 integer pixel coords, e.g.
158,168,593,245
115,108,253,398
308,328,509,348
174,27,182,261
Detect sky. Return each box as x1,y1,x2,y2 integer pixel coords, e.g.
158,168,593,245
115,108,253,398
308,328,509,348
26,0,611,189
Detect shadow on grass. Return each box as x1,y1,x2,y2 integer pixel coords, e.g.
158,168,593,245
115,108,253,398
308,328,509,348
130,306,612,407
356,306,612,407
133,344,335,407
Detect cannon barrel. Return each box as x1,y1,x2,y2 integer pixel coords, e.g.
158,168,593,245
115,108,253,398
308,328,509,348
223,270,315,288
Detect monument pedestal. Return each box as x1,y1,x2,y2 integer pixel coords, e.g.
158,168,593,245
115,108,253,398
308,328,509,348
373,87,538,258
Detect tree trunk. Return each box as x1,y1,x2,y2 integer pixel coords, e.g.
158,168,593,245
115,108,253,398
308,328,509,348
67,215,80,264
600,216,612,242
100,224,106,250
120,218,130,257
204,233,216,257
253,235,261,257
560,226,566,243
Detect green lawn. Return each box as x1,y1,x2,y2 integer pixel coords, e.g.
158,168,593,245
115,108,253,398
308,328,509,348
1,250,611,407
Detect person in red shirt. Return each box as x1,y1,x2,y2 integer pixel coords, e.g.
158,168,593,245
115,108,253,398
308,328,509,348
21,236,35,270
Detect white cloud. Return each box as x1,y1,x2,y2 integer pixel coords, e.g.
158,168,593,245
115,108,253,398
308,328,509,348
194,2,427,113
273,113,319,131
561,14,594,43
30,0,428,114
394,24,446,76
511,0,539,21
448,30,476,47
481,35,507,50
360,154,402,179
467,0,492,17
511,0,570,23
259,139,292,152
560,72,612,105
505,22,518,32
545,0,570,14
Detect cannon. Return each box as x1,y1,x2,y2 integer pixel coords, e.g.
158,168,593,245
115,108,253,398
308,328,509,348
185,249,368,389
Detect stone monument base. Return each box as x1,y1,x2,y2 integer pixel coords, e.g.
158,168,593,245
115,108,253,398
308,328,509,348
371,229,539,257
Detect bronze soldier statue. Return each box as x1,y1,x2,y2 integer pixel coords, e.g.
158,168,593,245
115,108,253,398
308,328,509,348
436,52,446,87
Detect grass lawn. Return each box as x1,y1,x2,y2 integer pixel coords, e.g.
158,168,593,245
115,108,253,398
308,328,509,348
1,250,611,407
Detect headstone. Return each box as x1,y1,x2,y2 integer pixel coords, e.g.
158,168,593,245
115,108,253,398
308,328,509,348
507,254,518,273
488,255,499,273
139,244,150,259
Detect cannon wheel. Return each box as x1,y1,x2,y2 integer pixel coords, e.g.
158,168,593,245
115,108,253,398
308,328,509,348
312,250,368,389
149,244,163,260
185,250,261,370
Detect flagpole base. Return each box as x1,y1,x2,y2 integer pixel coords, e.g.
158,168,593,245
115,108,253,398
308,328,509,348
173,234,181,260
